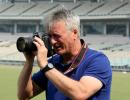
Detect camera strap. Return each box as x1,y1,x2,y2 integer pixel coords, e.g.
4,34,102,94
64,39,88,74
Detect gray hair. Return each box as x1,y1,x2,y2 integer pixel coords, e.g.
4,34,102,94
44,8,80,36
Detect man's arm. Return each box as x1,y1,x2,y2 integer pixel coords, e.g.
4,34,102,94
44,68,103,100
17,62,33,100
17,57,43,100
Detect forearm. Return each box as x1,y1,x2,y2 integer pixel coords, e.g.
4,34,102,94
45,68,87,100
17,61,33,100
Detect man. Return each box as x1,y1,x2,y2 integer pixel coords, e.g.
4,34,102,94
17,9,112,100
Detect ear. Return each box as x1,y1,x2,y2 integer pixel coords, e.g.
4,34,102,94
72,28,78,39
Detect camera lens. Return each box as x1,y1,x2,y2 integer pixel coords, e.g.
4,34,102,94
16,32,54,57
16,37,37,52
16,37,26,52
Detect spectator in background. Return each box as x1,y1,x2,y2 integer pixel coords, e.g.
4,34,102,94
17,8,112,100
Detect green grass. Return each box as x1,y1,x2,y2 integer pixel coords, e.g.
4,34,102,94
0,65,130,100
0,65,45,100
111,72,130,100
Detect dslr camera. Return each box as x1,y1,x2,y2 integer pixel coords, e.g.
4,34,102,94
16,32,54,57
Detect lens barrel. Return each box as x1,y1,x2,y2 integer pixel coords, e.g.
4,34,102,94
16,37,37,52
16,32,54,57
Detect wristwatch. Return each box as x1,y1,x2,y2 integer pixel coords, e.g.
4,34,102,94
41,63,54,73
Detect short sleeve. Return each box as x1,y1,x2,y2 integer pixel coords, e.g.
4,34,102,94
83,54,112,87
32,70,48,90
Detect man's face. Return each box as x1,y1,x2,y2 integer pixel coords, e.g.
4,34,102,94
48,20,75,55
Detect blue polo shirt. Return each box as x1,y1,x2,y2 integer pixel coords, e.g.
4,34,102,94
32,48,112,100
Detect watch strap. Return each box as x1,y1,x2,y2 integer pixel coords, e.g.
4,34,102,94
41,63,54,73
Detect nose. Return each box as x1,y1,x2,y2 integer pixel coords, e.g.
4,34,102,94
50,37,57,45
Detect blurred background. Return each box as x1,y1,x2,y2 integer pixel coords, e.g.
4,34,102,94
0,0,130,100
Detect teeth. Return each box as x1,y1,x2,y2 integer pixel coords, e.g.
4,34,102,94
55,46,61,49
55,45,60,48
54,44,61,49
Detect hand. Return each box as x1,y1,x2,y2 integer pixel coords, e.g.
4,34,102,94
33,37,48,68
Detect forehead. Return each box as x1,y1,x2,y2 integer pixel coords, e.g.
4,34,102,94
49,20,66,31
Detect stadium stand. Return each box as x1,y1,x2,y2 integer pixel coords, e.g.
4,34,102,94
88,1,127,16
0,2,13,13
42,1,82,16
21,1,58,16
0,2,35,16
0,0,129,72
56,2,81,10
72,1,104,15
111,3,130,15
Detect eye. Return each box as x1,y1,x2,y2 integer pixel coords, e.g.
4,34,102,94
53,34,61,39
48,32,61,40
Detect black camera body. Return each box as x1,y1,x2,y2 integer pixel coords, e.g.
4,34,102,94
16,32,54,57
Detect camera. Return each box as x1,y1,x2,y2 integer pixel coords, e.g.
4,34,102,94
16,32,54,57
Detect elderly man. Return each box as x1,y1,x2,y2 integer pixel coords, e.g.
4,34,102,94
17,8,112,100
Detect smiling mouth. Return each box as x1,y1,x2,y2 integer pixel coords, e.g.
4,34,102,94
54,45,62,51
55,46,61,50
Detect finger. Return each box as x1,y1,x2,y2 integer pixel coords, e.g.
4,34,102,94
33,41,41,49
33,37,45,47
